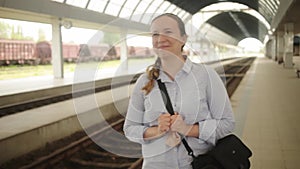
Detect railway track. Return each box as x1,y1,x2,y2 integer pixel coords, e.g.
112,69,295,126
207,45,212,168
221,57,256,96
0,57,256,169
1,117,143,169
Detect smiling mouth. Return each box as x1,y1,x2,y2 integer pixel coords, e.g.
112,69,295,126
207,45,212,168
158,46,170,49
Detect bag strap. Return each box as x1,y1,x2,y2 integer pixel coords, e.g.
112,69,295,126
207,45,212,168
156,79,175,115
157,79,195,158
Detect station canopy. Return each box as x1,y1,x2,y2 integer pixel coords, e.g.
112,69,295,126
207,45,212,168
0,0,285,45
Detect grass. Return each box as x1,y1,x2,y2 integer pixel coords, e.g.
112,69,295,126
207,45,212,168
0,58,155,80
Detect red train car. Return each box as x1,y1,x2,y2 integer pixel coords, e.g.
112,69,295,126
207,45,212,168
34,41,51,64
0,39,154,65
0,40,36,65
63,43,80,62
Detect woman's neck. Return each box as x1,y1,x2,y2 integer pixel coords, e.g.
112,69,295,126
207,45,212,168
161,55,185,80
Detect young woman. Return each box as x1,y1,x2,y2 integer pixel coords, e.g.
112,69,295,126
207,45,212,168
124,13,235,169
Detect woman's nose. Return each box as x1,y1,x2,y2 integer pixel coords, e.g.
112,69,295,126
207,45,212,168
157,34,167,42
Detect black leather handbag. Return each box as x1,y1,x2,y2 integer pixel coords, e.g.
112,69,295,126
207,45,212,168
191,134,252,169
157,79,252,169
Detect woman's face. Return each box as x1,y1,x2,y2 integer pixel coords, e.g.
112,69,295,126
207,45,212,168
150,16,186,58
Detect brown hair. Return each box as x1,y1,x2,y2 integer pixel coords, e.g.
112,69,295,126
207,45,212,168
142,13,186,95
152,13,186,37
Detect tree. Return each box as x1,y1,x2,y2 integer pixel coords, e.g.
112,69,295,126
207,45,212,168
38,28,46,41
0,21,33,40
102,31,120,45
0,21,11,39
11,25,24,40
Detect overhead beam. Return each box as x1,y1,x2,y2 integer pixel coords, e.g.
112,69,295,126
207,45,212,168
0,0,149,34
229,12,251,37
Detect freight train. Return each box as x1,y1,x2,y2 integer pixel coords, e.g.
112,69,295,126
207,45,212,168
0,40,154,65
0,39,253,66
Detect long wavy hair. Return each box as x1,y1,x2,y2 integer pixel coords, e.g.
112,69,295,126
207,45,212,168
142,13,187,95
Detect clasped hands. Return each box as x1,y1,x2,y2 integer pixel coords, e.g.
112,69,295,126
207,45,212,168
157,112,192,136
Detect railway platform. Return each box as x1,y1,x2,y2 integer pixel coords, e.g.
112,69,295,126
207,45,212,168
231,57,300,169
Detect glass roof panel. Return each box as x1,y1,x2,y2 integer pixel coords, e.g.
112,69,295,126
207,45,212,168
264,0,276,10
131,12,143,22
119,7,133,19
143,0,154,5
155,1,170,15
265,0,278,14
118,0,140,19
51,0,64,3
123,0,140,8
159,1,171,12
259,1,275,16
178,10,186,18
66,0,88,8
87,0,108,13
259,5,272,20
267,0,278,9
105,2,122,16
156,7,165,15
182,12,191,21
151,0,164,7
165,4,177,13
173,8,182,15
141,0,161,23
145,4,158,14
258,0,280,23
131,0,152,22
109,0,126,6
136,1,151,13
141,14,152,24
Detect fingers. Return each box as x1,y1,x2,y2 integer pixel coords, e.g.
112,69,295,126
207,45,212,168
157,112,187,135
170,114,190,135
170,113,182,124
170,115,177,124
158,113,171,133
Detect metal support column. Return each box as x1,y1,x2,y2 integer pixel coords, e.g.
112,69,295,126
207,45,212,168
265,37,276,59
120,29,128,74
52,19,64,78
276,31,284,64
283,23,294,68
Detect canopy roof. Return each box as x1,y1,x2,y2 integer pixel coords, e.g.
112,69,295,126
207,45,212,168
0,0,297,45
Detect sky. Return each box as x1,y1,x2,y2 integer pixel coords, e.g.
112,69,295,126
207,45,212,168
238,37,264,52
0,18,98,44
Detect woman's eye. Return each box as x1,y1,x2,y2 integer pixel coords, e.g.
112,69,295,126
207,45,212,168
165,30,172,34
152,33,159,37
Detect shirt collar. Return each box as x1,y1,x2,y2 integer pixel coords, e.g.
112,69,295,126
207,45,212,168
182,56,192,73
157,56,193,83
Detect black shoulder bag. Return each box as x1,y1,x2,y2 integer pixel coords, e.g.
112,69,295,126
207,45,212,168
157,79,252,169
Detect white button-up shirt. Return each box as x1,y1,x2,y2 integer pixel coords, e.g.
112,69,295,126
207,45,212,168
124,58,235,169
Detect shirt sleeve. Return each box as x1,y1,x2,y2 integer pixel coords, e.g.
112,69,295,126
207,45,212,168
123,74,149,144
198,66,235,145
